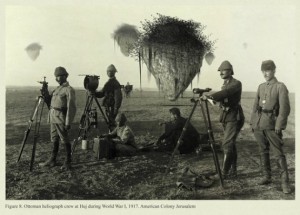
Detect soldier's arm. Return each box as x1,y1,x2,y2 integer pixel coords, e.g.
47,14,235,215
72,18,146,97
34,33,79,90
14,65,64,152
275,84,290,130
159,120,183,140
114,88,123,110
94,90,105,98
94,82,108,98
252,86,260,113
66,87,77,126
249,85,260,127
107,127,118,137
209,80,242,102
117,127,132,144
43,92,52,109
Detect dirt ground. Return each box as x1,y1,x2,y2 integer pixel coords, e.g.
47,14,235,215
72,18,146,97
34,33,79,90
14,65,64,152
5,88,295,200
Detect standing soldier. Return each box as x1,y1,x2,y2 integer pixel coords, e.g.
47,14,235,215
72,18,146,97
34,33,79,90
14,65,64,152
250,60,291,194
95,64,123,128
201,60,244,179
40,66,77,170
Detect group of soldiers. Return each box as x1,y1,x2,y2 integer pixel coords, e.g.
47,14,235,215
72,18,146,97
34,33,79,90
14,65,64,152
39,59,292,194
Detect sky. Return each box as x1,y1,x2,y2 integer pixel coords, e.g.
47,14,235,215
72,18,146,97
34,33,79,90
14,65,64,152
3,1,297,92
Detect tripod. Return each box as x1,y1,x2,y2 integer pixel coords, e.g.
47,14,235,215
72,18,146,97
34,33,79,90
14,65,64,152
17,96,46,171
166,88,224,188
71,92,110,155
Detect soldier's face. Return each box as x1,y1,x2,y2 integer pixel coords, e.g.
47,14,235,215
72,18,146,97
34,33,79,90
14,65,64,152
219,70,232,79
262,70,275,81
170,113,177,121
107,70,115,78
55,75,67,85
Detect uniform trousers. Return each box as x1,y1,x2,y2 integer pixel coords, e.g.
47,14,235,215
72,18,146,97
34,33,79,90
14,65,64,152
50,123,69,144
253,129,284,159
222,121,240,154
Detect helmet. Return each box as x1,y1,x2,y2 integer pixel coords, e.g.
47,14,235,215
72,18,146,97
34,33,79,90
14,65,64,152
218,60,234,74
107,64,117,73
54,66,68,77
115,113,127,125
261,60,276,71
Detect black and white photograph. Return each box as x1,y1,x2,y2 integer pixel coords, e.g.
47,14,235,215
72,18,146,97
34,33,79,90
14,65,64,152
1,0,299,214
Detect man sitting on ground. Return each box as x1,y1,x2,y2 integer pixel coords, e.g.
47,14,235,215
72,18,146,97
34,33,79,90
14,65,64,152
156,107,203,154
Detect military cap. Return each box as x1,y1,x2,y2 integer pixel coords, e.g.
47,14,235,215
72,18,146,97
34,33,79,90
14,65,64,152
107,64,117,73
261,60,276,71
218,60,234,74
54,66,68,77
115,112,127,124
169,107,181,116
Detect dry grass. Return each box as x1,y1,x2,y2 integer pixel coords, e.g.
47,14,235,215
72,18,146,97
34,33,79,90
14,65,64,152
6,88,295,200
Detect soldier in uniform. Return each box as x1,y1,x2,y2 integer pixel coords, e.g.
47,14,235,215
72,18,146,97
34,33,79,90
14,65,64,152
95,64,123,128
101,112,137,157
156,107,202,154
250,60,291,194
201,60,244,178
40,67,77,170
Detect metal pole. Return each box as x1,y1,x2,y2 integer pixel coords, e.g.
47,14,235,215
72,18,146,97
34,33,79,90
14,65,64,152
139,51,142,91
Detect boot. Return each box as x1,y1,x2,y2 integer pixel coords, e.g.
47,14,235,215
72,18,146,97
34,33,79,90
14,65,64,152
61,142,72,170
258,153,271,185
278,156,291,194
208,153,232,180
222,153,233,179
40,141,59,167
229,146,237,178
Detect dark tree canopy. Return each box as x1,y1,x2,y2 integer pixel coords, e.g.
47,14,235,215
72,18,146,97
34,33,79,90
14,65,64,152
139,14,214,51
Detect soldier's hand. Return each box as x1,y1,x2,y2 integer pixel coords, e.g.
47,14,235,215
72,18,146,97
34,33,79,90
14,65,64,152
200,95,208,101
275,128,282,135
159,121,165,126
65,125,71,130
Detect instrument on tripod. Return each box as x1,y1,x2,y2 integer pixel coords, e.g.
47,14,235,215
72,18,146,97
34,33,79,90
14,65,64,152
71,75,110,155
165,88,224,188
17,77,49,171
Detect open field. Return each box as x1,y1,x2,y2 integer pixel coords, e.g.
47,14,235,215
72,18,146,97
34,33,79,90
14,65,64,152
5,87,295,200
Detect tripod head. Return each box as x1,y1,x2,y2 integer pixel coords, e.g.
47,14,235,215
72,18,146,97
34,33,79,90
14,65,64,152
192,88,211,96
79,75,100,92
191,88,212,103
37,76,49,97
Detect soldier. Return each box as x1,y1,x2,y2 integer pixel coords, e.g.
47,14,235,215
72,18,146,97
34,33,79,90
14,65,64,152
201,60,244,178
40,66,77,170
101,112,137,157
95,64,122,127
124,82,133,98
250,60,291,194
156,107,202,154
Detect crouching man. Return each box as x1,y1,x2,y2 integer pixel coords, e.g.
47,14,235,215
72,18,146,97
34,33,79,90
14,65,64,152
250,60,291,194
101,112,137,157
156,107,202,154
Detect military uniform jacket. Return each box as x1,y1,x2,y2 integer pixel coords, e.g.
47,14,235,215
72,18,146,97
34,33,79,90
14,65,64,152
95,77,122,109
110,125,137,148
250,77,290,130
210,77,243,122
48,82,76,125
160,116,199,142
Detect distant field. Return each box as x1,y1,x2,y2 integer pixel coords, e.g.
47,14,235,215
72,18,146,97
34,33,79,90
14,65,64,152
5,87,295,200
6,87,295,138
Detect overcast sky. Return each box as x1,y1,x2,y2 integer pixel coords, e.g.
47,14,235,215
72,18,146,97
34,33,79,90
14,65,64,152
4,1,297,92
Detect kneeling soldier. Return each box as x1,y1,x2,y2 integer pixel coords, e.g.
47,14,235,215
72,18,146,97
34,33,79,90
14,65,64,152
250,60,291,194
